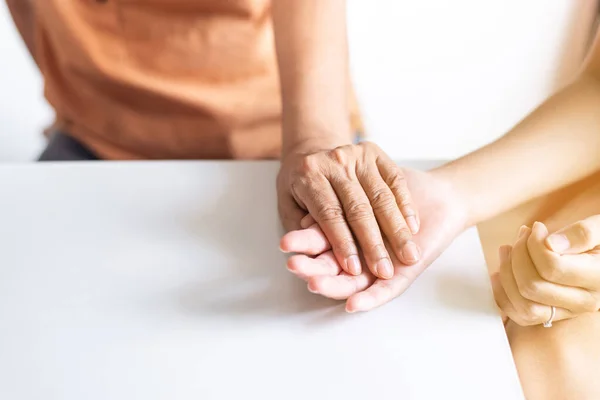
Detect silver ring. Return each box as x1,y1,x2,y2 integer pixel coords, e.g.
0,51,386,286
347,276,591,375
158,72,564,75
543,306,556,328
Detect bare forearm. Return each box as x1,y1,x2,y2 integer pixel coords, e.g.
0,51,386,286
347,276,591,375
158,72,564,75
435,75,600,226
6,0,37,62
272,0,352,156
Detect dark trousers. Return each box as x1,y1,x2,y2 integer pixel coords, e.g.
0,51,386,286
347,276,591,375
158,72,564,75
38,132,99,161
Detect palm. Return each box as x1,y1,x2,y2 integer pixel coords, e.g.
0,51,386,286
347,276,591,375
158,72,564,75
281,167,468,312
402,168,467,268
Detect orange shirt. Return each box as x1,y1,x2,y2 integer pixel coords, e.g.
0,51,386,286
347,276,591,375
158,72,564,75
20,0,361,160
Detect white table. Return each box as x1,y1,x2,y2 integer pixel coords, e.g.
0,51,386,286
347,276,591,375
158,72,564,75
0,161,523,399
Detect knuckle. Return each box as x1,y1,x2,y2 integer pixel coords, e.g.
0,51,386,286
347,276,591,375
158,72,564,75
518,279,542,300
574,222,595,245
327,147,356,179
390,224,412,242
521,303,546,325
330,147,347,165
329,145,354,165
580,301,599,314
316,203,345,223
370,187,397,211
374,280,395,298
366,243,388,259
537,261,565,283
334,238,357,257
536,262,553,281
298,154,321,175
592,292,600,308
345,200,374,222
549,264,567,282
388,174,409,199
581,292,600,313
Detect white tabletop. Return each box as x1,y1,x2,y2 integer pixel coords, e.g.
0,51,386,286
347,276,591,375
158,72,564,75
0,161,523,400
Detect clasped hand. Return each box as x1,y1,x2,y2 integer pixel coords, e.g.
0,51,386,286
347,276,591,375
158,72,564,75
492,217,600,326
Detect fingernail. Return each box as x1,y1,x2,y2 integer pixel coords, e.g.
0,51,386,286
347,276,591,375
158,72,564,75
498,246,510,263
402,241,420,263
533,221,548,236
376,258,394,279
307,284,319,294
346,255,362,275
406,216,419,234
546,234,570,252
517,225,529,239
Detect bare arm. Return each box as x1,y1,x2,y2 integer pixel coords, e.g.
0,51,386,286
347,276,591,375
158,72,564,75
272,0,352,155
274,1,421,279
5,0,37,63
435,29,600,226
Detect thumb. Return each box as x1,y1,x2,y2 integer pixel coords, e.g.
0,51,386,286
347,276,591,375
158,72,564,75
545,215,600,254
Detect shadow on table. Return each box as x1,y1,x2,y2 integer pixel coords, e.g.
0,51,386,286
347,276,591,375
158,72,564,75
160,165,496,324
174,273,344,320
163,167,347,324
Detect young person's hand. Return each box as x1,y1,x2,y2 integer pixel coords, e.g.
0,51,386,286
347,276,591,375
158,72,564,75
278,141,421,280
492,218,600,326
279,167,468,312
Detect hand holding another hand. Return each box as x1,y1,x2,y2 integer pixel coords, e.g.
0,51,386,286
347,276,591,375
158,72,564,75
277,141,421,280
280,168,469,312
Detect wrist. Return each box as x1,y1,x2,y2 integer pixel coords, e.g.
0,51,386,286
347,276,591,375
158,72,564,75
430,163,479,229
281,120,353,159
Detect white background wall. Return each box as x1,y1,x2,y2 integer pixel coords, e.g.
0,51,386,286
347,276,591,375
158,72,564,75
0,1,596,162
0,2,50,161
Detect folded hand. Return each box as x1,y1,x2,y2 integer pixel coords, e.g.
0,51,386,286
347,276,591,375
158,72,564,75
492,217,600,326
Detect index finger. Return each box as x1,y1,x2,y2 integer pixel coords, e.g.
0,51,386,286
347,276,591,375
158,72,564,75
375,150,419,234
297,176,363,276
329,175,394,279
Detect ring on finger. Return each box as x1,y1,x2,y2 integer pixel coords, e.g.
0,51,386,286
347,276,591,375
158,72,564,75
543,306,556,328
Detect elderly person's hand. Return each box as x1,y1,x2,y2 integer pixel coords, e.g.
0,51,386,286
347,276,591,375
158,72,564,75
277,141,421,280
492,217,600,327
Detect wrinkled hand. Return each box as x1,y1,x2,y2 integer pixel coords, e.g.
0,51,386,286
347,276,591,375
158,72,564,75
279,168,468,312
277,141,421,280
492,217,600,326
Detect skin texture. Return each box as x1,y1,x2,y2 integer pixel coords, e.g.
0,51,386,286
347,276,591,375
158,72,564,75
277,142,421,279
272,1,420,279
